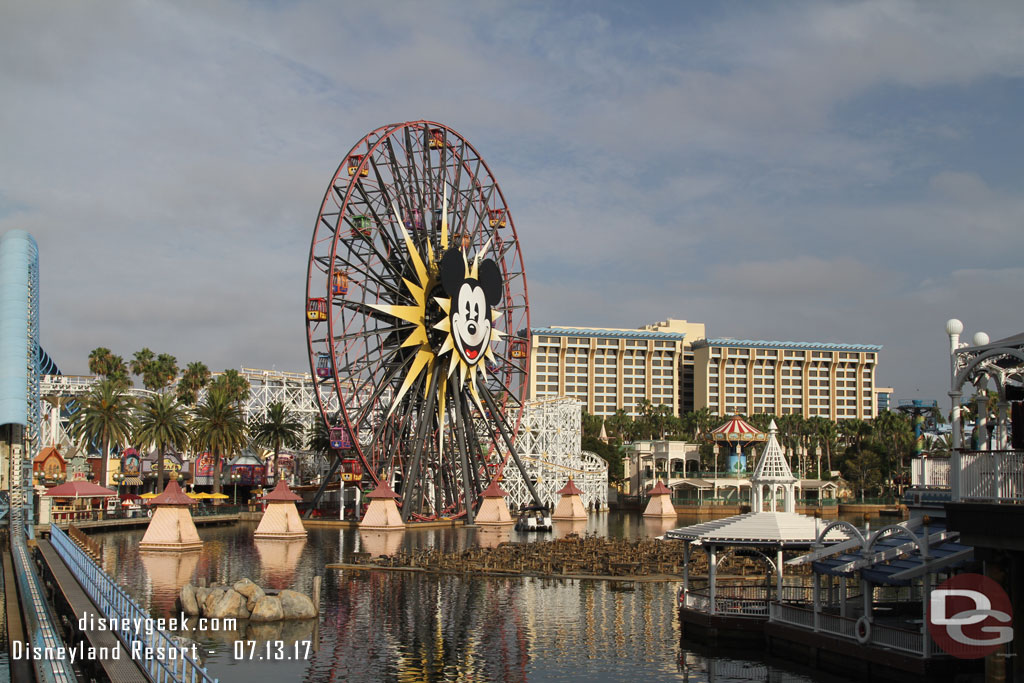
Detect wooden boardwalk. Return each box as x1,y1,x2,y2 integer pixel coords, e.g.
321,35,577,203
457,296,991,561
35,539,150,682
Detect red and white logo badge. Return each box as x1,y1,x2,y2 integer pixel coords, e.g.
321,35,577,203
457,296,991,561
929,573,1013,659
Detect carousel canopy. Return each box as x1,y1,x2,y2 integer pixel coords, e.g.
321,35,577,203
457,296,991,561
43,481,117,498
708,416,766,444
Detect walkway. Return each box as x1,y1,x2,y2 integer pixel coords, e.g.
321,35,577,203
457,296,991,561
34,538,149,682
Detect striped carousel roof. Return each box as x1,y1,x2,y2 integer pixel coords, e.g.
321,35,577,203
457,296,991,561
708,416,766,444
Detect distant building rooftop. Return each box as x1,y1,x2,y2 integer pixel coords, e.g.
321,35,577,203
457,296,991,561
532,326,688,341
693,338,882,353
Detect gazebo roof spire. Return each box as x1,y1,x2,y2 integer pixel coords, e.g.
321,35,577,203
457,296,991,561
752,426,795,484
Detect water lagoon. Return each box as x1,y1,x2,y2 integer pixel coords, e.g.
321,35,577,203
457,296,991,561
94,513,840,682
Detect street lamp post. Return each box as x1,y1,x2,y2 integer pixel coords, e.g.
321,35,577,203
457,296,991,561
231,472,241,506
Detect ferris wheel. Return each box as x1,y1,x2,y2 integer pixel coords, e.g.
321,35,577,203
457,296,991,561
305,121,541,522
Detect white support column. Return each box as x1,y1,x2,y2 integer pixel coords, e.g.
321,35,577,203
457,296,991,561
950,390,962,501
683,543,690,598
813,572,821,632
708,544,717,616
976,392,989,451
921,525,932,657
997,401,1010,450
776,547,784,599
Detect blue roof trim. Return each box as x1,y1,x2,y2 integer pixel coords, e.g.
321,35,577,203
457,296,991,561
531,327,687,341
693,338,882,352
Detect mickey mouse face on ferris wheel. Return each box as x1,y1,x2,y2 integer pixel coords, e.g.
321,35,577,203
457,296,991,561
440,248,502,367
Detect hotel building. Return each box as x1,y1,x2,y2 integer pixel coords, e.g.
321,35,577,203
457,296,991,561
528,319,882,420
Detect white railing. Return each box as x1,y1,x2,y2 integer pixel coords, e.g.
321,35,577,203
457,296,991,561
959,450,1024,503
819,611,857,639
911,458,950,488
872,622,923,655
770,602,815,628
770,603,927,655
684,592,710,611
714,597,769,617
683,590,768,617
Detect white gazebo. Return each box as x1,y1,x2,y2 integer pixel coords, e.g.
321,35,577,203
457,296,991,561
666,421,846,619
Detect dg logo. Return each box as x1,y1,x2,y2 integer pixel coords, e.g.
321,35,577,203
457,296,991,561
929,573,1013,659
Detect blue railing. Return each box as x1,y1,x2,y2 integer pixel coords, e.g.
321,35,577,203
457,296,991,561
49,524,218,683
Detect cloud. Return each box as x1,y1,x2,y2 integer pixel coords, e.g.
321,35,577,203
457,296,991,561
1,0,1022,410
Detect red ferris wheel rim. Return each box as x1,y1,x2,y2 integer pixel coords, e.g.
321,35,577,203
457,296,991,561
304,120,530,518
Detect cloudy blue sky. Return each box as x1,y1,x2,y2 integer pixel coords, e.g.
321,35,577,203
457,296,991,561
2,1,1022,403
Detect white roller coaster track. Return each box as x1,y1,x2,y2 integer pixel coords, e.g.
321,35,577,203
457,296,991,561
501,398,609,511
39,373,607,510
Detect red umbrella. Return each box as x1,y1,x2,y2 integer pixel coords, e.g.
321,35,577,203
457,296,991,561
43,481,118,498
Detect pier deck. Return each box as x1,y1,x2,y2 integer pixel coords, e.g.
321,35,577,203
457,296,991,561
35,539,150,682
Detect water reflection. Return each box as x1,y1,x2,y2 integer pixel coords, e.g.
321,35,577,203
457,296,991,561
473,526,511,548
552,519,588,539
89,514,855,683
254,538,307,588
138,551,201,613
643,517,680,538
358,530,404,558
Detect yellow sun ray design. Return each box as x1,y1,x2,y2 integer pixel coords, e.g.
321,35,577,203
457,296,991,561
361,186,504,467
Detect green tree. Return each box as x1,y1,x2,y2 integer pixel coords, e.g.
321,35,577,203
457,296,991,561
69,379,135,488
89,347,115,376
141,352,179,392
177,361,212,406
810,416,839,478
843,448,882,501
88,347,131,388
134,393,190,492
210,369,251,405
192,387,248,496
583,435,623,483
581,409,604,440
606,409,632,443
251,402,304,484
130,347,155,381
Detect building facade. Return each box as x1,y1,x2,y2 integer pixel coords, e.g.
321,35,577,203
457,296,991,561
693,339,882,420
529,320,705,418
528,319,883,420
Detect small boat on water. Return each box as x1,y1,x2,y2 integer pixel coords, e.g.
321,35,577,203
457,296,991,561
514,505,552,532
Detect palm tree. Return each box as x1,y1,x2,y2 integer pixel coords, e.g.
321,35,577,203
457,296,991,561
210,369,251,406
811,417,839,477
69,379,134,488
89,347,116,376
130,347,155,381
251,402,304,485
192,387,247,497
88,347,132,388
177,361,211,406
134,393,190,492
150,353,179,392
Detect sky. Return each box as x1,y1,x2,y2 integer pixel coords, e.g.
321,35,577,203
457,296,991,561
2,1,1022,404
